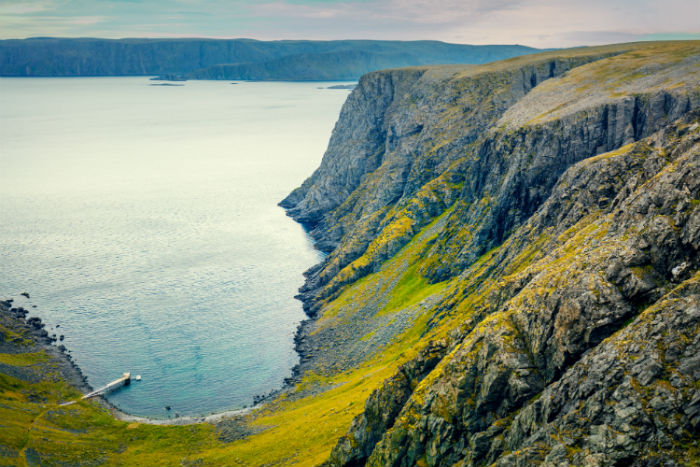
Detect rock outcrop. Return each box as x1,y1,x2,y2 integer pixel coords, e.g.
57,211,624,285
359,114,700,467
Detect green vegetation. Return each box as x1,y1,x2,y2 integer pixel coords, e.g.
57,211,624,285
0,351,48,366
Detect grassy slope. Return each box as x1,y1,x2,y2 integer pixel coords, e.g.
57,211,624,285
1,41,698,466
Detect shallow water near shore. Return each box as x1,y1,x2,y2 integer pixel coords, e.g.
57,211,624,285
0,77,350,418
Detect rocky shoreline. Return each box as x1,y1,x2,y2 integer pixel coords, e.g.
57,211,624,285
0,298,91,394
0,296,258,427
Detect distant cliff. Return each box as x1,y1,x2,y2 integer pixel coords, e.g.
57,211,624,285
0,38,537,80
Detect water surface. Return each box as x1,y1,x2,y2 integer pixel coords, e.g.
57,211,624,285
0,77,350,417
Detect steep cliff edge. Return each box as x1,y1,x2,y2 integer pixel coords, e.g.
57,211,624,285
282,42,699,317
281,41,700,466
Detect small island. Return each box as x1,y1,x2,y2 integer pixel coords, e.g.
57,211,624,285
326,84,356,90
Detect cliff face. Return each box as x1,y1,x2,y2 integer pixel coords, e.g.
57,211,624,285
348,115,700,467
282,41,700,466
283,42,699,316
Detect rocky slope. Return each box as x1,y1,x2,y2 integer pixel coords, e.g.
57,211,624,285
327,112,700,467
0,38,536,80
280,41,700,466
0,300,90,395
282,42,699,311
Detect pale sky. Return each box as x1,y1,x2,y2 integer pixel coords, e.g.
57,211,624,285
0,0,698,48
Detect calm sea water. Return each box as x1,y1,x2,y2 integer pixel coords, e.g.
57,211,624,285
0,77,350,418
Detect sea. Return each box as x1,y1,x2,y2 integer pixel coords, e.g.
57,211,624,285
0,77,351,418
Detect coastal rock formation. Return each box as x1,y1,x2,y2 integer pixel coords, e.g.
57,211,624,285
281,41,700,466
283,43,699,314
345,115,700,467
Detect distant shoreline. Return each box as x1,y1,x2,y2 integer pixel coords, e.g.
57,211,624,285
0,38,540,81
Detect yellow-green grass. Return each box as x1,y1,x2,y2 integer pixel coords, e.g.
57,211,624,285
0,324,32,346
505,41,699,127
0,365,218,467
0,352,49,367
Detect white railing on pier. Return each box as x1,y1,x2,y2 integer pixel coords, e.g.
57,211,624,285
58,372,132,406
81,372,131,399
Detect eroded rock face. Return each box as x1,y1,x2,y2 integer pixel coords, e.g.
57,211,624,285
284,44,700,319
362,118,700,467
323,339,450,467
495,282,700,467
422,88,700,282
282,42,700,467
281,68,426,228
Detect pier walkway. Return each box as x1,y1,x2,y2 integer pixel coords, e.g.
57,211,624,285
59,372,131,406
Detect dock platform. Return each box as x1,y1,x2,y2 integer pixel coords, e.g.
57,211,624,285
81,372,131,400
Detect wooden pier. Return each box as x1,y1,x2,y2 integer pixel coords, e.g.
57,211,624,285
81,372,131,400
58,372,134,406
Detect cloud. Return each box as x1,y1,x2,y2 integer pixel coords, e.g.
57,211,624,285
252,0,523,25
0,0,698,47
69,15,104,25
0,1,52,15
0,15,108,37
244,0,700,46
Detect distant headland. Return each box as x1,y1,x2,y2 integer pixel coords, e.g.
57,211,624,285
0,38,539,81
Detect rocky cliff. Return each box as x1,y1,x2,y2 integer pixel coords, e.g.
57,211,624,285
281,41,700,466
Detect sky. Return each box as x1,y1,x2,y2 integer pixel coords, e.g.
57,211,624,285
0,0,698,48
